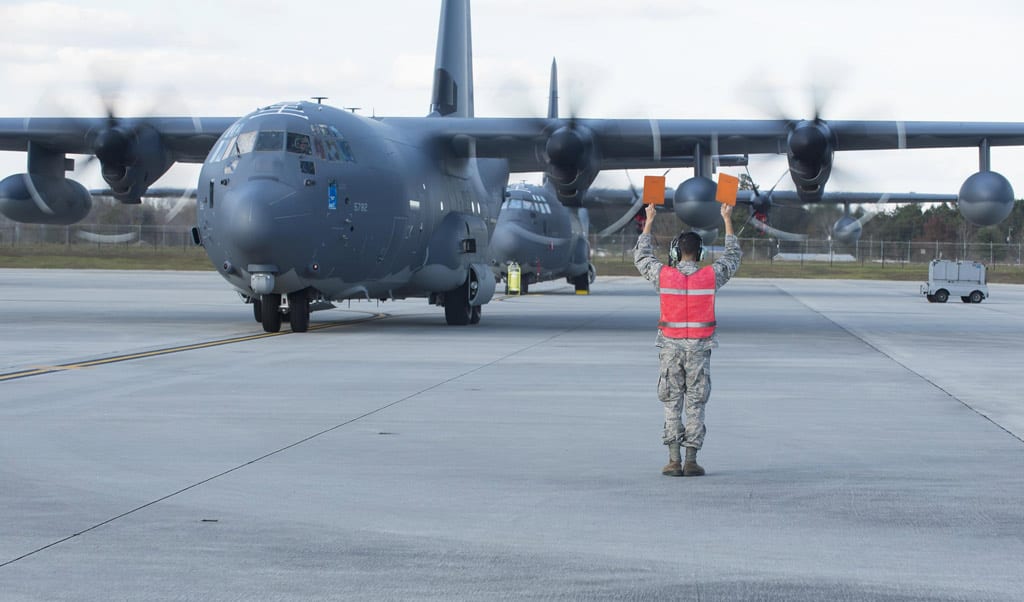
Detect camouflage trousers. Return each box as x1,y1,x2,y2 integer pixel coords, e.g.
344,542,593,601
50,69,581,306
657,347,711,449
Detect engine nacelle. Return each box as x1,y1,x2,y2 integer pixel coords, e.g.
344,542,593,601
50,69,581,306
787,120,834,201
0,174,92,225
958,171,1014,226
544,124,600,205
673,177,720,229
98,124,174,203
832,215,862,245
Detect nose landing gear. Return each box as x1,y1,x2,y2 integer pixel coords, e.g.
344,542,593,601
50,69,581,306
256,289,312,333
260,293,282,333
287,290,310,333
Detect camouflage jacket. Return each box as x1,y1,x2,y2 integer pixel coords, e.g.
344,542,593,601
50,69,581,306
634,232,742,350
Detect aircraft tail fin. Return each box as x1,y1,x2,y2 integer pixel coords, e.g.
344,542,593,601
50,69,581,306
430,0,474,117
547,58,558,119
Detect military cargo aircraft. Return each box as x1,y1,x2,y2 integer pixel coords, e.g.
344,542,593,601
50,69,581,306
491,181,593,294
2,0,1022,332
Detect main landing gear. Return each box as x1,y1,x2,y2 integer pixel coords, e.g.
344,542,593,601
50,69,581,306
572,272,590,294
444,276,477,325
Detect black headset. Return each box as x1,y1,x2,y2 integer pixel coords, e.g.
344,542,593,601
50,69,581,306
669,232,705,266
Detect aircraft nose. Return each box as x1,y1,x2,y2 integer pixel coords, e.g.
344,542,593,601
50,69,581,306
219,180,296,253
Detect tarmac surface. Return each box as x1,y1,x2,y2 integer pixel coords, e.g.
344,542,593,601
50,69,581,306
1,269,1023,601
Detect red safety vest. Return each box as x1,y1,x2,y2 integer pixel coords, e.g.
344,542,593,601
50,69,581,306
658,265,717,339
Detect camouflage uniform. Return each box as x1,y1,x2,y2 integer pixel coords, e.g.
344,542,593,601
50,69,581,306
634,233,742,449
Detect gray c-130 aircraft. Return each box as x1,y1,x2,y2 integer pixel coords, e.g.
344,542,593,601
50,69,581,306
1,0,1022,332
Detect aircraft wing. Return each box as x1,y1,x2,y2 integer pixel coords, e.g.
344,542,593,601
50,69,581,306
390,117,1024,171
0,117,238,163
8,115,1024,169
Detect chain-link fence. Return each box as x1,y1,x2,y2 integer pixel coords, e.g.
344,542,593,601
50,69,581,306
592,232,1024,268
0,223,196,250
3,222,1022,269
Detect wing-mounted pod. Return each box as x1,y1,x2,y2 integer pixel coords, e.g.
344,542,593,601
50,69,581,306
786,119,835,201
673,177,720,229
956,142,1014,227
958,171,1014,226
0,173,92,224
0,143,91,224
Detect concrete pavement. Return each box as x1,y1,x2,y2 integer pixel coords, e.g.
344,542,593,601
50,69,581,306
1,270,1022,600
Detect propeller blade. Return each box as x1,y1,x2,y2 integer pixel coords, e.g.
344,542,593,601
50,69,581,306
597,195,646,239
164,188,197,223
746,216,808,241
853,193,890,228
625,170,639,200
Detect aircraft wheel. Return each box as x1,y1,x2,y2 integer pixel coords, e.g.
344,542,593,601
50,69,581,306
469,305,482,325
288,291,310,332
444,279,472,325
572,272,590,294
969,290,984,304
934,289,949,303
252,298,263,322
260,293,282,333
520,279,529,295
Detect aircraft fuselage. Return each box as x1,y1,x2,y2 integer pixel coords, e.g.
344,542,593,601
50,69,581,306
490,183,592,290
197,102,504,309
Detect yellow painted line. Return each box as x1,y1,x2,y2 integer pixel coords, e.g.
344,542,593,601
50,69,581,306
0,312,387,383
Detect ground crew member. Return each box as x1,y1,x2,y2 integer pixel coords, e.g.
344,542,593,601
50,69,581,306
634,202,741,476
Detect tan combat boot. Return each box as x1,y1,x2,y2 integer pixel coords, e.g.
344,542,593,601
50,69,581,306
662,443,683,476
682,446,705,476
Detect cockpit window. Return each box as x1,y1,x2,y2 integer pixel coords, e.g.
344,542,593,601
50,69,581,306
310,123,355,163
235,131,257,156
217,137,237,161
254,131,284,151
287,133,312,155
505,198,551,214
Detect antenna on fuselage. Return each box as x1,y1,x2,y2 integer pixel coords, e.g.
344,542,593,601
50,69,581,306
343,107,362,114
311,96,328,105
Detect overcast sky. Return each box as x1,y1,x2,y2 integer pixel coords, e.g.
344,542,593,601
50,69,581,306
2,0,1023,198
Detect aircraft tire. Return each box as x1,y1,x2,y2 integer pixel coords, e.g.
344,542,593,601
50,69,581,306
969,290,984,303
288,291,310,332
934,289,949,303
260,293,282,333
253,298,263,322
444,280,472,326
469,305,481,324
573,272,590,293
520,279,529,295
